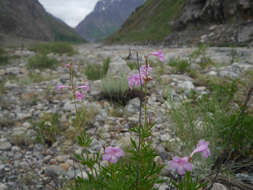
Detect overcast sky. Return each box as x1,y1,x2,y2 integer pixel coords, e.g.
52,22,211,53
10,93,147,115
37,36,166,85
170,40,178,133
38,0,99,27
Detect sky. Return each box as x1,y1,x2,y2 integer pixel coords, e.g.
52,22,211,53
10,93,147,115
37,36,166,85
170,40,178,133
38,0,99,27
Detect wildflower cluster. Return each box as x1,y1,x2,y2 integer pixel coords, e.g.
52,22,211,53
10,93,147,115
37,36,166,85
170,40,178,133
58,50,213,190
57,63,89,101
128,50,164,89
150,50,165,62
170,140,210,175
102,146,125,163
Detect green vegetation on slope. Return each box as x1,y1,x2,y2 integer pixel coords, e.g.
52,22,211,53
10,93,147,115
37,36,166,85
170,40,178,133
84,22,119,42
45,15,86,43
107,0,186,43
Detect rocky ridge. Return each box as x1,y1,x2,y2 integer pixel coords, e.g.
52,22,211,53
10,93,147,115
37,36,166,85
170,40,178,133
108,0,253,46
166,0,253,46
0,0,84,44
76,0,145,42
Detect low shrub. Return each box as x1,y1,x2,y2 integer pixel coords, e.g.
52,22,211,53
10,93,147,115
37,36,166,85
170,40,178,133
30,42,76,55
101,76,129,103
169,79,253,161
84,58,110,80
127,61,139,70
0,48,9,66
27,54,58,70
168,58,190,73
189,44,214,69
32,113,60,146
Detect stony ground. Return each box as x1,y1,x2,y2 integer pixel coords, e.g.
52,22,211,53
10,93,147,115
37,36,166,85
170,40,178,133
0,44,253,190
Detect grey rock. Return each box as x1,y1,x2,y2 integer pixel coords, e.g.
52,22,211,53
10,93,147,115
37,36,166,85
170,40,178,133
178,81,195,91
161,165,171,177
211,183,228,190
4,81,18,89
208,71,217,76
125,98,140,114
0,183,8,190
236,173,253,183
159,184,168,190
0,141,11,151
9,127,36,146
11,146,20,152
56,155,69,163
160,134,171,142
108,58,131,76
90,80,102,96
45,166,64,177
63,101,75,112
219,70,239,78
238,22,253,43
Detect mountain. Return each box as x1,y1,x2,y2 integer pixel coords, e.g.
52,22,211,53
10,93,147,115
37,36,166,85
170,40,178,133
107,0,253,46
0,0,85,43
75,0,146,42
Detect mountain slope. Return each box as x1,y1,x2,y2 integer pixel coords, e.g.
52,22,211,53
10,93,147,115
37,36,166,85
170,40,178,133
107,0,253,46
106,0,186,43
0,0,85,43
76,0,145,42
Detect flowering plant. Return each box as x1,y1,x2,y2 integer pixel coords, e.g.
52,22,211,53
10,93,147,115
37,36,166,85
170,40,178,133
169,139,210,189
60,50,209,190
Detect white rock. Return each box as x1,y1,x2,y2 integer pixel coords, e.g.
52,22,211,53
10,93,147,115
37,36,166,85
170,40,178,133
178,81,194,90
208,71,217,76
0,183,8,190
159,184,168,190
0,141,11,151
160,134,170,142
107,59,131,76
211,183,228,190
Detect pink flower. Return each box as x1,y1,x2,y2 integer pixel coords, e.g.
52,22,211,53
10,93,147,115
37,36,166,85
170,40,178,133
140,64,152,78
169,156,192,175
57,85,71,92
77,82,89,93
150,50,164,62
128,74,143,89
66,64,71,68
191,140,210,158
128,64,152,89
102,146,124,163
75,91,84,100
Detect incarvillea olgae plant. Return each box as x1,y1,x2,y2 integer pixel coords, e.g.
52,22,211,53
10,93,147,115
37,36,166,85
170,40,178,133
57,50,212,190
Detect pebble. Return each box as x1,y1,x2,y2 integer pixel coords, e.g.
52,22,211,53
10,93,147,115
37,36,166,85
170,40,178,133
211,183,228,190
0,183,8,190
0,142,11,151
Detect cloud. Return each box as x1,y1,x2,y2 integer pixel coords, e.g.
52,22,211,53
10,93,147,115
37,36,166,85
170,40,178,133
38,0,99,27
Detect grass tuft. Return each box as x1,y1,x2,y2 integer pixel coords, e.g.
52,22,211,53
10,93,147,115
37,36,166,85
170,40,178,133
168,58,191,73
84,57,110,80
27,54,58,70
30,42,76,55
0,47,9,66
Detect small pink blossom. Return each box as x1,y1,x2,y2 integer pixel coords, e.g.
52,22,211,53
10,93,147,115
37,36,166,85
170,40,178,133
128,64,152,89
66,64,71,68
102,146,124,163
140,64,152,78
191,140,210,158
169,156,192,175
128,74,143,89
150,50,164,62
57,85,71,92
77,82,89,93
75,91,84,100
